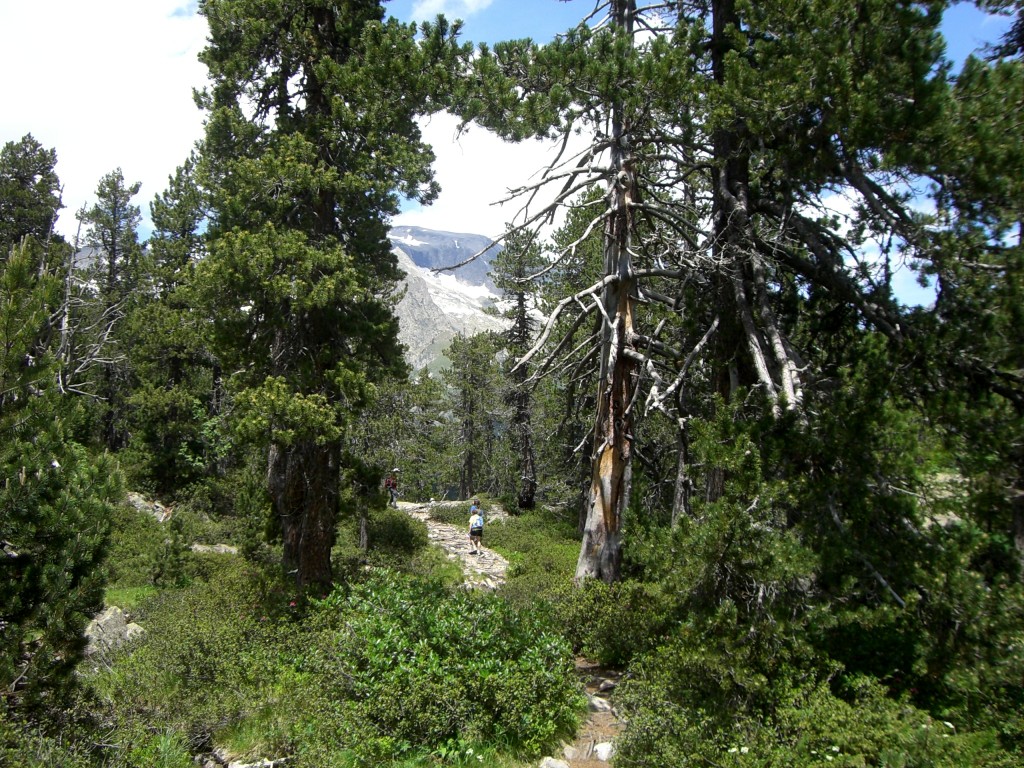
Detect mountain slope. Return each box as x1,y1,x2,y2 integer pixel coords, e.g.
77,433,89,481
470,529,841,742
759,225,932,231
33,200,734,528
389,227,506,372
390,226,500,291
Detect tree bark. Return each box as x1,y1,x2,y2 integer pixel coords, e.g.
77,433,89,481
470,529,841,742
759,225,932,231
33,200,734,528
671,412,692,527
511,330,537,510
268,438,339,590
576,0,638,583
1013,492,1024,568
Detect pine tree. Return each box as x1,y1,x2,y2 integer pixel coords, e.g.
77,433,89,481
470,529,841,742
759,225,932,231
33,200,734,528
916,51,1024,564
353,369,460,504
122,157,219,497
193,0,464,588
78,168,145,451
453,0,1003,582
441,331,505,500
0,238,120,715
0,135,63,258
492,227,545,510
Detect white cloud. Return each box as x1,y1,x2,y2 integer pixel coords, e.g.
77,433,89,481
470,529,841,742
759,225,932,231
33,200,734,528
0,1,208,240
0,2,582,245
395,111,592,239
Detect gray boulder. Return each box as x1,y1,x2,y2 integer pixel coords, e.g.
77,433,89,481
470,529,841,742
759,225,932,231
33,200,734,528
84,606,145,657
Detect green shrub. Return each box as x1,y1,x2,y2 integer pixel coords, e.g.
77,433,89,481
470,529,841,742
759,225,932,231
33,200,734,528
550,577,676,666
0,709,94,768
104,585,159,610
480,508,579,609
87,557,288,757
614,628,1019,768
105,501,217,589
88,563,582,767
427,500,474,527
332,505,433,572
364,506,430,562
1,435,119,714
404,544,466,586
294,570,584,765
105,501,173,587
116,724,195,768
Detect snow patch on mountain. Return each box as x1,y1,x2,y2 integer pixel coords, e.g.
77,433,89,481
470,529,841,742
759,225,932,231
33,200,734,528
391,231,428,248
390,236,506,372
421,267,498,318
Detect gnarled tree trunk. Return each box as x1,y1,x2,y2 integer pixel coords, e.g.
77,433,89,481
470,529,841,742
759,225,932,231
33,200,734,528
268,438,340,590
576,0,639,582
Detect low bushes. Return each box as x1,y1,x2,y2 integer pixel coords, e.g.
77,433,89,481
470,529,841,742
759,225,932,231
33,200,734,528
462,506,580,612
85,563,582,767
294,571,584,765
88,557,285,762
615,632,1018,767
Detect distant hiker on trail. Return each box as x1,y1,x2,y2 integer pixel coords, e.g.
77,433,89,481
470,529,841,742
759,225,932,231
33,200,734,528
468,498,484,554
384,469,399,508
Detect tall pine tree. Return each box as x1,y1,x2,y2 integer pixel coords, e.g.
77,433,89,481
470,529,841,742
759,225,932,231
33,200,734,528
78,168,145,451
193,0,464,588
0,238,120,716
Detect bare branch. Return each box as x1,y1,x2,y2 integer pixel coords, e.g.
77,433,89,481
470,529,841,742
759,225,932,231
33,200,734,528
512,271,614,374
829,496,906,609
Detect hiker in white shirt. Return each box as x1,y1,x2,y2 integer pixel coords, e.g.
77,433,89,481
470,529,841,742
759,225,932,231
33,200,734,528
468,498,484,554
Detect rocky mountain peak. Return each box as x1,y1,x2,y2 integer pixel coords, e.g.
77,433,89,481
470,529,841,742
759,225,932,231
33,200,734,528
389,226,507,373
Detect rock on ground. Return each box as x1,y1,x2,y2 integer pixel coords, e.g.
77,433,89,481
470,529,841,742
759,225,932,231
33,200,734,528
84,606,145,658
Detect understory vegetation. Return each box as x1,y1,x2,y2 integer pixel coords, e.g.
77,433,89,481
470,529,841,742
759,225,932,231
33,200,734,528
4,0,1024,766
7,469,1024,766
4,504,585,768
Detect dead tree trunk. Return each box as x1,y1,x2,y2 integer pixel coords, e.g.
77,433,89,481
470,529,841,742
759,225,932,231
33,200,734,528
575,0,638,583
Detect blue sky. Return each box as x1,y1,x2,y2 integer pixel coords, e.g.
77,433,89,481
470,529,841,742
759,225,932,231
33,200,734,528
943,1,1014,66
388,1,1012,57
386,0,587,44
0,0,1013,255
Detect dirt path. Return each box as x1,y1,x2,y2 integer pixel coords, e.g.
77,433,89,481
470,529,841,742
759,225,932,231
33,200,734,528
397,501,624,767
398,500,510,590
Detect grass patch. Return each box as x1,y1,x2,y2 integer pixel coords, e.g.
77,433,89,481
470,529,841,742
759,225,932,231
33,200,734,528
425,500,475,527
484,508,580,607
104,585,158,611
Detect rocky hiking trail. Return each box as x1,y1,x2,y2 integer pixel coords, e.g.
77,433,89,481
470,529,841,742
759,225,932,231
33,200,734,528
398,500,511,590
397,501,625,768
